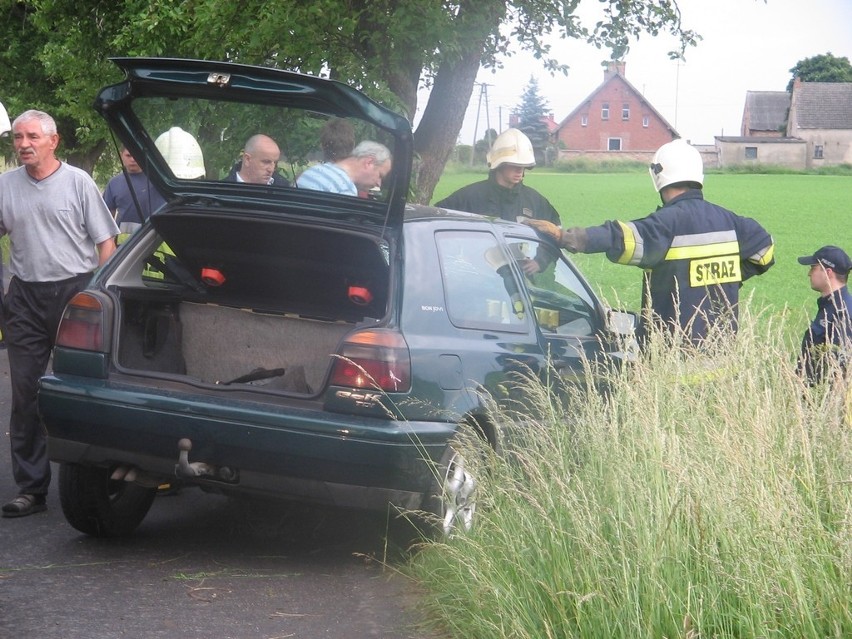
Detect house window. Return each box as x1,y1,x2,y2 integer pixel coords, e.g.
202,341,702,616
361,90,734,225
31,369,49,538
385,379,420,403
608,138,622,151
622,103,630,120
581,115,588,127
745,146,757,160
642,115,650,128
601,103,609,120
814,145,824,159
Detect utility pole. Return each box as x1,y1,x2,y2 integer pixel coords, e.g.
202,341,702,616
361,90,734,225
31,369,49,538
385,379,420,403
484,84,492,150
470,82,491,166
674,61,680,130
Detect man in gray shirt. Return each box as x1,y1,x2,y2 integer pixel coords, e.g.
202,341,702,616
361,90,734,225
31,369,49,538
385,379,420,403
0,109,119,518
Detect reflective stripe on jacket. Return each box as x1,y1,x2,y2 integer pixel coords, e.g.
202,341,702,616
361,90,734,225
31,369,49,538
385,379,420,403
585,189,775,341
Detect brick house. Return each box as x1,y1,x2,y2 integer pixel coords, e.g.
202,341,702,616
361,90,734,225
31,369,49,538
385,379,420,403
553,62,678,161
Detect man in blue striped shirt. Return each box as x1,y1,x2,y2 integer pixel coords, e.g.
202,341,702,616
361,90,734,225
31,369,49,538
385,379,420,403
297,140,391,197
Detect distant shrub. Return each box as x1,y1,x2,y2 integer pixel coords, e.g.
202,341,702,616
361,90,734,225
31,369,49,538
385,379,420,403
553,157,647,173
814,163,852,176
714,163,852,176
715,164,804,175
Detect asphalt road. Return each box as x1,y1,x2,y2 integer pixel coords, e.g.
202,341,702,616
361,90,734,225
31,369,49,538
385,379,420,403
0,349,441,639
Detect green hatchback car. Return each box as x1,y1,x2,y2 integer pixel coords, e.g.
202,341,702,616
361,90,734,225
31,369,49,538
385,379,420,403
39,58,637,537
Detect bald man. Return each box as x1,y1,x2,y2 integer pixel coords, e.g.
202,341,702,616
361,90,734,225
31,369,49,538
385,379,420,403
226,134,289,186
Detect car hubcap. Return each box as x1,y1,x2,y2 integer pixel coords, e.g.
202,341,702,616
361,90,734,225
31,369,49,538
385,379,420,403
442,452,476,536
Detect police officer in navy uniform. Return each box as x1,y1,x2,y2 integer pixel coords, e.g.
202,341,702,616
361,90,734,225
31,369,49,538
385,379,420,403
525,139,775,343
435,128,562,275
796,246,852,384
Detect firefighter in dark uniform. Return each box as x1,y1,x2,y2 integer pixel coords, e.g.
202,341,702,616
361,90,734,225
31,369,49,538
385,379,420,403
796,246,852,384
435,128,562,275
526,139,776,343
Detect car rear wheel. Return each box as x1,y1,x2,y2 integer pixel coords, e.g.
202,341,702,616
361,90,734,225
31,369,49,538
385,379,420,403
58,463,157,537
427,444,478,537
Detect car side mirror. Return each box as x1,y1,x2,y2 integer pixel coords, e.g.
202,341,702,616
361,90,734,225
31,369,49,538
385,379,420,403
606,309,640,361
606,309,638,336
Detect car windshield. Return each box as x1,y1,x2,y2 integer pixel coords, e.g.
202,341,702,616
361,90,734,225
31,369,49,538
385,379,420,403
129,96,396,201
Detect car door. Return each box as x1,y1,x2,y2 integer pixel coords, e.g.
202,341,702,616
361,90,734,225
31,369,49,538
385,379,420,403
501,235,617,385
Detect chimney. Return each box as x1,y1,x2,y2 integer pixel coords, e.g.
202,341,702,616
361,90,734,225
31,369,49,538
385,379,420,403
604,61,626,80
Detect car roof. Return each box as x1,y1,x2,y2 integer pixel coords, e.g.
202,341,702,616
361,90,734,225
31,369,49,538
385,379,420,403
95,57,413,232
404,203,543,236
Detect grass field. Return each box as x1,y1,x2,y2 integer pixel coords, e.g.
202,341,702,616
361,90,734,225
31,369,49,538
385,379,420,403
433,170,852,347
410,169,852,639
409,317,851,638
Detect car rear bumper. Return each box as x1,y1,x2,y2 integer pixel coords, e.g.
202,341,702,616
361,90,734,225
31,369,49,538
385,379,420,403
40,374,456,511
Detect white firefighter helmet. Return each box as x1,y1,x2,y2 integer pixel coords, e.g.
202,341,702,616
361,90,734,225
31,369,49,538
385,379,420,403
0,101,11,136
649,139,704,192
155,126,205,179
486,128,536,170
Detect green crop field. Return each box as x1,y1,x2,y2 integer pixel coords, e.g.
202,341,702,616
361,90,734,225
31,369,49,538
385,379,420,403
434,170,851,346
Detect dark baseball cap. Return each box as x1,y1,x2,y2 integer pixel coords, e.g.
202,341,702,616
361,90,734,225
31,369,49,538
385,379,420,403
797,245,852,273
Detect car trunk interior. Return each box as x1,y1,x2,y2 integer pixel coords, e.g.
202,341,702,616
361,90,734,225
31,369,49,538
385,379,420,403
113,212,392,394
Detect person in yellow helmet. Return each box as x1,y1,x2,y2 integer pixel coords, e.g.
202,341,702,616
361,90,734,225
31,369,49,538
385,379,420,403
0,100,10,348
155,126,205,179
435,128,562,275
0,100,10,137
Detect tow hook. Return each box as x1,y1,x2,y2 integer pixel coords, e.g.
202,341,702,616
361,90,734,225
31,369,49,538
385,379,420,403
175,438,238,483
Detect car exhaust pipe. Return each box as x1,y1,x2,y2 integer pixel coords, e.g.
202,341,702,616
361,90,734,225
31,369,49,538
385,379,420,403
110,465,165,488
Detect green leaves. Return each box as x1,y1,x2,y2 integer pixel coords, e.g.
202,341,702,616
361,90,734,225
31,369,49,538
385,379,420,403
1,0,698,190
787,53,852,92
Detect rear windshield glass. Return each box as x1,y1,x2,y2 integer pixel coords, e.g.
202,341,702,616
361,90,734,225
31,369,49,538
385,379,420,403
130,96,396,201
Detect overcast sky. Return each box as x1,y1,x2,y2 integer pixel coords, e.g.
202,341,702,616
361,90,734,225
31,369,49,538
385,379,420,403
433,0,852,146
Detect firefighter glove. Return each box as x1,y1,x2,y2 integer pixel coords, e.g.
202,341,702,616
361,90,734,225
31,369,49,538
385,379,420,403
561,227,588,253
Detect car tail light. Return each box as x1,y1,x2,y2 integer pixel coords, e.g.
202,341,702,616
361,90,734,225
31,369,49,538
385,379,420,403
55,293,107,352
329,329,411,392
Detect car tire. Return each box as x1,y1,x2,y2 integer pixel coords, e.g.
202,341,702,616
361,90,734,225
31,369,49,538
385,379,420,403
58,463,157,537
425,443,479,537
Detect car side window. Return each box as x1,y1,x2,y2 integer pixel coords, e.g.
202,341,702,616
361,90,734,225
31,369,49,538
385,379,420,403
507,238,598,337
436,231,529,332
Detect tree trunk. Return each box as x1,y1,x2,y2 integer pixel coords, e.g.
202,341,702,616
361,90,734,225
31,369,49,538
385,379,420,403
410,0,507,204
411,48,483,205
64,140,106,176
